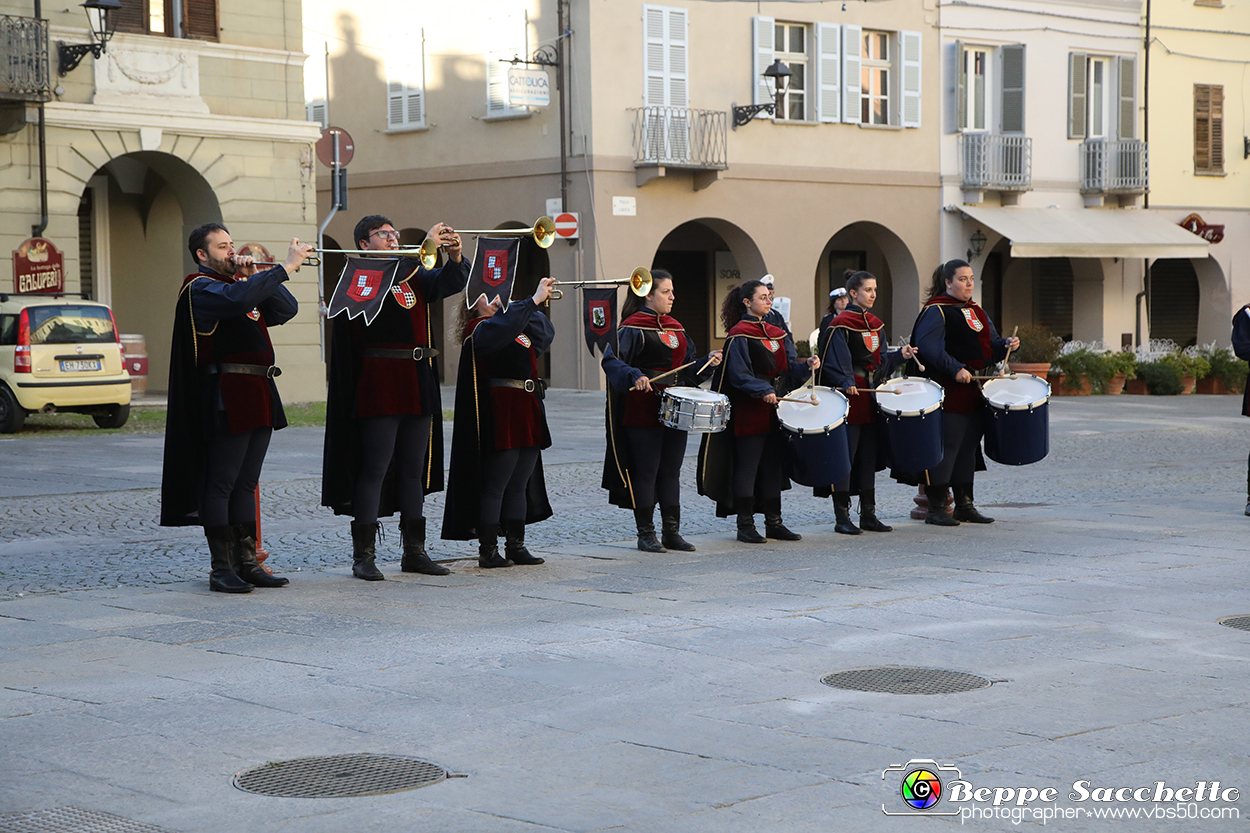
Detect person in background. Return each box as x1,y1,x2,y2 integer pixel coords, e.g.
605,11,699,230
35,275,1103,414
1231,302,1250,515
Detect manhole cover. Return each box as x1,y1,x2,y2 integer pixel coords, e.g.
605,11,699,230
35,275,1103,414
0,806,172,832
821,666,991,695
234,753,448,797
1218,615,1250,632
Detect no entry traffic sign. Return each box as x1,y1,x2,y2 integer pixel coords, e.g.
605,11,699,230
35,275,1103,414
554,212,579,239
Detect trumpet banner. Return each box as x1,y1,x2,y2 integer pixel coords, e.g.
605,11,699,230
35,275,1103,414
583,287,617,357
327,256,419,325
465,237,521,310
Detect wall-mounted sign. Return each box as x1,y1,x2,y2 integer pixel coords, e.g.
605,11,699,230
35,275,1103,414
1179,213,1224,244
612,196,636,216
507,67,550,108
12,238,64,294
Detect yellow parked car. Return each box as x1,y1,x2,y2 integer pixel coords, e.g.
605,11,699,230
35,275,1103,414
0,293,132,432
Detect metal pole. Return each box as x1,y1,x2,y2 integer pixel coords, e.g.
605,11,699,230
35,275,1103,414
1143,0,1150,209
557,0,568,212
317,133,340,364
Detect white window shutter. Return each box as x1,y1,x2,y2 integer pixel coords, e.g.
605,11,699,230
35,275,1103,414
1000,44,1025,134
1068,51,1087,139
842,23,862,124
752,15,775,110
306,99,327,129
815,23,840,123
1117,55,1136,139
487,16,526,118
387,30,426,129
644,5,666,106
668,8,688,108
900,30,921,128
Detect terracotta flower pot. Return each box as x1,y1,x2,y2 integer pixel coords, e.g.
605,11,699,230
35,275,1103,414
1123,378,1148,395
1195,377,1228,395
1180,375,1196,394
1008,362,1051,377
1049,372,1092,396
1104,373,1127,395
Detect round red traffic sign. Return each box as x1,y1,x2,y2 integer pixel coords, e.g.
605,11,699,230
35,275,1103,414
316,126,355,168
554,212,579,238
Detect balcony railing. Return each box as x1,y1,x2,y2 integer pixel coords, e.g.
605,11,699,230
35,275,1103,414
630,106,728,170
1081,139,1148,194
1,15,51,102
960,133,1032,192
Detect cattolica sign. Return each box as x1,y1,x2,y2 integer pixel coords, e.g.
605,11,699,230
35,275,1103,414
12,237,65,294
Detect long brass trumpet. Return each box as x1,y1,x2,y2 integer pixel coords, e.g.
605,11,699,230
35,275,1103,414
417,216,557,269
549,267,652,301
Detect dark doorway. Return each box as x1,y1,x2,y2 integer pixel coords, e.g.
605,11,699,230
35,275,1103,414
1033,257,1074,341
981,251,1003,327
1149,258,1200,348
652,250,710,354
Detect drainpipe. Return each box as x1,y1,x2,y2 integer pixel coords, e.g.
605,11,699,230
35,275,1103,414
32,0,48,238
1142,0,1150,209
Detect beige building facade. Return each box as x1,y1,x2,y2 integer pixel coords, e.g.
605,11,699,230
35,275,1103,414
0,0,321,400
304,0,943,388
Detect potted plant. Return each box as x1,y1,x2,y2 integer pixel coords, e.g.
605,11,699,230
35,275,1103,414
1160,352,1210,394
1194,345,1248,395
1135,361,1183,395
1049,347,1110,396
1009,325,1062,376
1103,351,1136,395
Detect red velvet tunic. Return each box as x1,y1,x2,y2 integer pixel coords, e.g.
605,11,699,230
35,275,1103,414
350,279,434,419
725,319,789,436
921,295,993,414
619,312,688,428
466,317,548,451
829,308,886,425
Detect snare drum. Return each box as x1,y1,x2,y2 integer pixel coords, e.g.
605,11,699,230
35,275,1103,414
658,387,731,433
777,386,851,487
982,374,1050,466
875,377,945,472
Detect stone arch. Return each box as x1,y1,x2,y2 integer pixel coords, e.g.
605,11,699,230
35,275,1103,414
1194,256,1231,347
812,221,920,343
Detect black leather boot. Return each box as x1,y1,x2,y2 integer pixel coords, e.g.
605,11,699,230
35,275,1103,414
736,497,765,544
833,494,862,535
400,516,450,575
952,483,994,523
634,505,666,553
924,486,960,527
233,521,288,587
764,499,802,541
478,523,512,568
206,525,252,593
504,520,544,565
858,489,893,532
660,505,695,551
350,521,386,580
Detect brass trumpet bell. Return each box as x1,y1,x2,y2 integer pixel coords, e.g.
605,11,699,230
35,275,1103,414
417,216,557,269
548,267,653,301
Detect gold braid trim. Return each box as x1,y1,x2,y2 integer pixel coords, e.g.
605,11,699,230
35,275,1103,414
699,334,737,488
424,297,435,491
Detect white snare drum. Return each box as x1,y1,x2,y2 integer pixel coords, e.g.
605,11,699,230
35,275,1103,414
875,377,945,472
776,386,849,435
874,377,945,417
658,386,731,433
982,373,1050,466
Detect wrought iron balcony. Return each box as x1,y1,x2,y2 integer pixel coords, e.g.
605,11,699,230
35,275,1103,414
1081,139,1148,194
960,133,1032,192
1,15,51,102
630,106,728,171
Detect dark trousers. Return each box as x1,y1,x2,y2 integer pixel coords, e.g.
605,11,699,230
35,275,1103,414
835,421,879,494
353,414,432,524
928,409,983,487
201,427,272,528
624,426,688,508
480,446,540,529
733,432,785,503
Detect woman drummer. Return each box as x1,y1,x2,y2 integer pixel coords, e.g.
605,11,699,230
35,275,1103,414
698,279,819,543
909,259,1018,526
601,270,722,552
817,270,916,534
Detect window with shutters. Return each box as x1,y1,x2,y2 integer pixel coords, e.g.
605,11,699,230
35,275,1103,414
859,30,890,125
1068,54,1134,141
112,0,217,41
959,47,989,131
486,15,529,120
774,22,809,121
1194,84,1224,174
386,31,426,131
307,100,327,130
643,5,688,109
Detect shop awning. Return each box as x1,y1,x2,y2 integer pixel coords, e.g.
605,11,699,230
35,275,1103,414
958,205,1209,259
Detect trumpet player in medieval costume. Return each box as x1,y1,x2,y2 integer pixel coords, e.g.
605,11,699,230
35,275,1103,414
905,259,1017,526
160,224,312,593
601,269,722,552
1232,301,1250,515
321,216,468,580
816,271,916,534
698,279,819,543
442,278,555,567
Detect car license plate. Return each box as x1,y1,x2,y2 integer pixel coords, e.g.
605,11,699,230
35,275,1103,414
59,359,101,372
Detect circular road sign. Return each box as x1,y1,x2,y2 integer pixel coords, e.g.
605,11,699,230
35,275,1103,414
554,212,579,238
316,126,355,168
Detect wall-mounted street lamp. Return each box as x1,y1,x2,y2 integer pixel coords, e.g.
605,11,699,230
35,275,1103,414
57,0,122,76
731,60,792,129
967,228,987,262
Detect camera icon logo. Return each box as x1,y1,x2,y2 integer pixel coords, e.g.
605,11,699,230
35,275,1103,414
882,759,962,816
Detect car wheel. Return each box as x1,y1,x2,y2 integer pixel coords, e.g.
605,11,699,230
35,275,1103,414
0,385,26,433
93,403,130,429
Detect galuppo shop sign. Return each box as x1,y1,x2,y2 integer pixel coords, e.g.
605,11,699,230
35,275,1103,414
12,237,65,294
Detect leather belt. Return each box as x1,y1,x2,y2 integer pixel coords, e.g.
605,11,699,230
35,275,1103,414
364,347,440,360
200,362,281,378
489,378,546,399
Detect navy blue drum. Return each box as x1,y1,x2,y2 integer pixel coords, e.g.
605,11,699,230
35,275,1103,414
777,386,851,488
982,374,1050,466
875,377,945,472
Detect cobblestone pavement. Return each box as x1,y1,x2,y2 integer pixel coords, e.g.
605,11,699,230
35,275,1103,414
1,393,1244,598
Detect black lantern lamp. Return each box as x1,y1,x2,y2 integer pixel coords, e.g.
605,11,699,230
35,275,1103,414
732,59,792,129
967,228,987,262
58,0,123,76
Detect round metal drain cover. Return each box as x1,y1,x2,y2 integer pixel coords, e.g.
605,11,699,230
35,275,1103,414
1218,615,1250,632
821,666,991,695
0,806,172,832
234,753,447,798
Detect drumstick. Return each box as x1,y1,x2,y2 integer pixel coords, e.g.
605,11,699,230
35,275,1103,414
859,388,903,395
1001,325,1019,369
643,360,697,386
696,354,718,375
776,396,818,405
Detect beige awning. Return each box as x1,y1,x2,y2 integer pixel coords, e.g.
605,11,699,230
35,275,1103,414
959,205,1209,259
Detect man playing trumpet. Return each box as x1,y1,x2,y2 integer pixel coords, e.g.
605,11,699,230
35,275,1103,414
321,215,468,580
